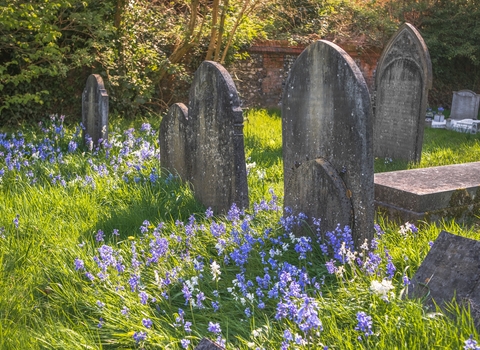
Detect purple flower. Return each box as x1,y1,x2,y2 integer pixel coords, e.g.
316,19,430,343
184,321,192,333
181,339,190,349
13,214,19,229
355,311,373,336
74,258,84,271
205,207,213,219
208,322,221,334
325,260,337,274
68,140,77,153
142,318,153,328
212,301,220,312
121,306,129,316
403,275,411,286
85,271,95,281
133,331,147,343
95,229,104,242
96,300,105,308
139,291,148,305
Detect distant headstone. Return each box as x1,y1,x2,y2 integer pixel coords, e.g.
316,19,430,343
373,23,432,163
408,231,480,330
194,338,225,350
186,61,249,213
159,103,189,180
82,74,108,146
282,40,374,246
450,90,480,120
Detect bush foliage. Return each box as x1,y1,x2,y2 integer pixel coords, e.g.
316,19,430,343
1,0,479,122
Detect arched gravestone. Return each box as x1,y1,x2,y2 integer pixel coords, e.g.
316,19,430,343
159,103,189,180
187,61,249,214
373,23,432,163
82,74,109,146
282,40,374,246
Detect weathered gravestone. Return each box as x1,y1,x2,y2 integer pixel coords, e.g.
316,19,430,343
82,74,109,146
450,90,480,120
186,61,249,214
373,23,432,163
194,338,225,350
159,103,189,180
282,40,374,246
408,231,480,330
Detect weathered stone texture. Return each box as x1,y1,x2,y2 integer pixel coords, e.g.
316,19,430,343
82,74,108,146
450,89,480,120
373,23,432,163
408,230,480,330
159,103,189,180
187,61,249,214
282,40,374,246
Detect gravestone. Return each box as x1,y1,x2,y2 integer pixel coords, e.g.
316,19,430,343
82,74,109,146
408,231,480,330
450,90,480,120
282,40,374,246
194,338,225,350
373,23,432,163
186,61,249,214
159,103,189,180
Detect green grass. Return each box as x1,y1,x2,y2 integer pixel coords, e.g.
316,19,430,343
374,127,480,173
0,110,479,349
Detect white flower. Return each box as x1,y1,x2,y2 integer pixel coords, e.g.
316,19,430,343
370,279,395,301
210,261,221,281
360,239,369,251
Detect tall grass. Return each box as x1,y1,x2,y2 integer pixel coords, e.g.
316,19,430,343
0,111,479,349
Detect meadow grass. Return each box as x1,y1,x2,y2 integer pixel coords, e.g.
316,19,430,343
0,111,479,349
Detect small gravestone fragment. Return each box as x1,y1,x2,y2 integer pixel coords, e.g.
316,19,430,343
282,40,374,246
82,74,109,146
285,158,353,234
194,338,225,350
450,90,480,120
408,231,480,329
373,23,432,163
159,103,189,180
186,61,249,214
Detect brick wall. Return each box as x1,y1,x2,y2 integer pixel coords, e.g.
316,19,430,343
228,41,382,109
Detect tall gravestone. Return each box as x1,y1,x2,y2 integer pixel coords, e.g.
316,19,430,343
282,40,374,246
450,90,480,120
159,103,189,180
186,61,249,214
373,23,432,163
82,74,109,146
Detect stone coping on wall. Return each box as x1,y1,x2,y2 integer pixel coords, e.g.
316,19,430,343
374,162,480,223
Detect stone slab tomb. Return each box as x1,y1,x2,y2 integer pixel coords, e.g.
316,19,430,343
450,89,480,120
282,40,374,246
82,74,109,146
160,61,249,214
408,230,480,330
373,23,432,163
159,103,189,180
374,162,480,223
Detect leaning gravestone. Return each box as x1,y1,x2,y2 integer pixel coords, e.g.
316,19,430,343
159,103,189,180
82,74,109,146
408,231,480,330
450,90,480,120
282,40,374,246
373,23,432,163
194,338,225,350
186,61,249,214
